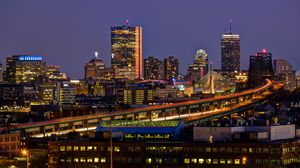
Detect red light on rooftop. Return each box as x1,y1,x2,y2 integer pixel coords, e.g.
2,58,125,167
262,48,267,53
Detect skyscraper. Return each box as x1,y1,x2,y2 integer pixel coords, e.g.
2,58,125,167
187,49,208,83
248,49,275,88
164,56,179,81
6,55,46,84
221,21,240,79
85,52,105,80
144,56,163,80
111,23,142,80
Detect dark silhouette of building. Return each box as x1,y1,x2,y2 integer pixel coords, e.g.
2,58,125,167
143,56,163,80
248,49,275,88
164,56,179,81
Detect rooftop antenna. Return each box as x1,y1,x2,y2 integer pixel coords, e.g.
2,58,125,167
94,51,99,58
229,19,232,34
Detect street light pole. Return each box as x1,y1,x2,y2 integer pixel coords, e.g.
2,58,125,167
22,149,29,168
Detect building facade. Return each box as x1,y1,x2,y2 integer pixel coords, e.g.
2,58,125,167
6,55,46,84
48,140,300,168
188,49,209,83
111,25,142,80
85,52,106,80
248,49,275,88
164,56,179,81
221,33,240,79
144,56,163,80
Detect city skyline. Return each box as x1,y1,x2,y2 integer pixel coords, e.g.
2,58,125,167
0,0,299,79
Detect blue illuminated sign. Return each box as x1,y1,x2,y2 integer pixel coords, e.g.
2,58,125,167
19,55,43,61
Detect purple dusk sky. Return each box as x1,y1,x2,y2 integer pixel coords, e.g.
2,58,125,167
0,0,299,78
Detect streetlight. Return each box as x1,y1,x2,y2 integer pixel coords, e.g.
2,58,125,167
22,149,29,168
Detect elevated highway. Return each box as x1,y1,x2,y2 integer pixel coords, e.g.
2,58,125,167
4,79,283,137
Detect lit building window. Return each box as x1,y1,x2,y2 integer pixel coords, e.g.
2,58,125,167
249,148,253,153
74,157,79,162
67,157,72,162
242,157,247,164
234,159,240,164
87,146,93,151
114,146,120,152
60,158,65,162
66,146,72,151
191,158,197,163
101,157,106,163
220,159,226,164
146,158,152,164
94,146,98,151
227,159,233,164
80,157,86,162
87,157,93,162
206,159,211,164
184,158,190,164
80,146,86,151
59,146,65,151
213,159,218,164
198,158,204,164
74,146,79,151
94,157,99,163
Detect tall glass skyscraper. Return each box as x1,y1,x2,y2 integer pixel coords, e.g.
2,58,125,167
111,24,142,80
221,26,240,80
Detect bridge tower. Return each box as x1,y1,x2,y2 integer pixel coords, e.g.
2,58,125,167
209,62,215,94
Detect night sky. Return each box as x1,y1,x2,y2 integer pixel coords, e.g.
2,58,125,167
0,0,299,78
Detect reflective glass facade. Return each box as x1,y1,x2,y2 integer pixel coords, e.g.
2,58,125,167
111,25,142,80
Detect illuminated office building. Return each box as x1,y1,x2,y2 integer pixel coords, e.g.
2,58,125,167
111,23,142,80
6,55,46,84
248,49,275,88
188,49,209,83
144,56,163,80
85,52,106,80
221,23,240,79
47,65,68,81
164,56,179,81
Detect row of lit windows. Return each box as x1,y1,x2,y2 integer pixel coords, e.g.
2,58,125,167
180,147,282,154
51,145,142,153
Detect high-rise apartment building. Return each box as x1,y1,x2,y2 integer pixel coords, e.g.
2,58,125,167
248,49,275,88
221,23,240,79
164,56,179,81
144,56,163,80
111,24,142,80
85,52,106,80
6,55,46,84
188,49,208,83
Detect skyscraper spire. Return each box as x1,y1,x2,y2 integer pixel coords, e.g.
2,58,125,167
229,19,232,34
94,51,99,58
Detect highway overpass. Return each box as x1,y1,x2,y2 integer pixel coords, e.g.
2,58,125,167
3,79,283,137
